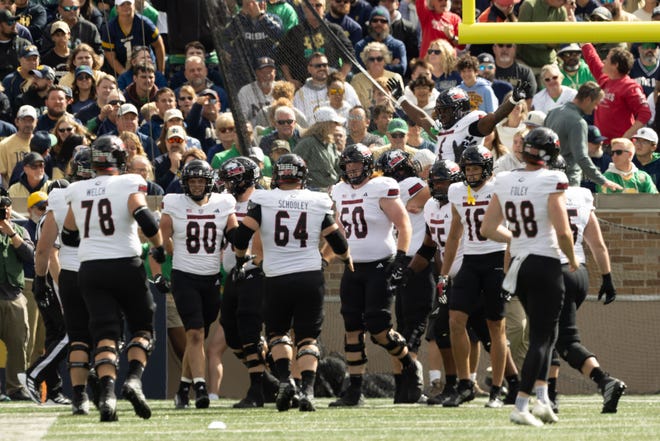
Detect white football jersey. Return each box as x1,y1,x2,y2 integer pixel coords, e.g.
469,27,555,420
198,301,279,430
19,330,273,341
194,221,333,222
398,176,428,257
331,176,400,262
562,186,593,265
46,188,80,272
162,192,236,275
66,174,147,262
250,188,332,277
493,169,569,259
448,179,506,255
436,110,486,162
423,198,463,278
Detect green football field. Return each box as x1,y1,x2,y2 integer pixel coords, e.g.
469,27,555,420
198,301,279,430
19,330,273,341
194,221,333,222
2,395,660,441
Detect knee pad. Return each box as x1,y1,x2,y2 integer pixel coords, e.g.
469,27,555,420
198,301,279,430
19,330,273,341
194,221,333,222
296,339,321,361
243,343,266,369
344,333,368,366
559,342,594,371
268,334,293,351
125,331,154,357
93,345,119,370
372,329,407,357
67,342,91,370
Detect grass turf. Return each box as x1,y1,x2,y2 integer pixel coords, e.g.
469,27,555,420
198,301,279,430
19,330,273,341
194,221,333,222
2,395,660,441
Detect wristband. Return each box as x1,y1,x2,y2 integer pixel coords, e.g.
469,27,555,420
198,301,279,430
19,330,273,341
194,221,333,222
396,95,407,106
508,95,520,105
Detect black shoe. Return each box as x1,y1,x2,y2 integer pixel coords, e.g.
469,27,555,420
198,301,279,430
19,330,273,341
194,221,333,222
122,378,151,419
275,380,296,412
194,382,210,409
233,395,264,408
46,390,72,406
174,389,190,409
400,360,424,403
290,386,301,409
427,383,457,406
8,388,33,402
71,391,90,415
328,387,364,407
443,381,475,407
503,382,519,405
99,377,118,422
299,392,316,412
600,377,626,414
88,369,101,410
262,371,279,403
550,398,559,414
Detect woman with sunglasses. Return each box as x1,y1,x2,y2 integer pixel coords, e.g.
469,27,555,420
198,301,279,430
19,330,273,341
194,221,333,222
424,39,461,92
51,115,92,179
59,43,104,89
351,41,404,109
70,66,97,114
324,71,352,120
531,64,577,114
176,85,197,119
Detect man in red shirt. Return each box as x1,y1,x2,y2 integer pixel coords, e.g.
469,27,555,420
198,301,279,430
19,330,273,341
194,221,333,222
416,0,462,57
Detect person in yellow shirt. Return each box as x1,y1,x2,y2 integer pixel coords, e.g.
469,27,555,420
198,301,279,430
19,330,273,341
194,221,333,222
8,153,51,197
0,105,37,186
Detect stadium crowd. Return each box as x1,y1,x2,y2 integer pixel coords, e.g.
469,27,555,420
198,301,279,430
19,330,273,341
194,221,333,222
0,0,657,427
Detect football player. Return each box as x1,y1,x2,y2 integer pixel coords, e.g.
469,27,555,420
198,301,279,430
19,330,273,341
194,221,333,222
481,127,579,427
327,144,422,407
375,150,433,403
63,135,166,422
232,154,353,412
160,160,238,410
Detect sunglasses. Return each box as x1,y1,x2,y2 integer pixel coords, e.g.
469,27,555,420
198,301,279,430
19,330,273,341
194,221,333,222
277,119,294,125
62,5,80,11
178,96,193,101
328,87,344,95
58,127,74,133
544,75,559,82
368,56,385,62
168,137,184,144
479,65,495,71
371,18,388,24
108,100,125,106
34,203,48,211
390,132,406,138
496,44,513,48
4,18,17,25
77,75,92,81
310,62,328,69
28,163,45,169
611,149,631,155
427,49,442,55
218,126,235,133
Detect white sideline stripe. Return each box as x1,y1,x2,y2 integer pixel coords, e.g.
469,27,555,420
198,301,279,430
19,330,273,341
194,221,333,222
586,295,660,301
0,414,57,441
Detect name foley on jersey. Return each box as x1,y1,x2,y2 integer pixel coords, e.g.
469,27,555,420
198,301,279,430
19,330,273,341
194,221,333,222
278,199,308,210
510,185,528,196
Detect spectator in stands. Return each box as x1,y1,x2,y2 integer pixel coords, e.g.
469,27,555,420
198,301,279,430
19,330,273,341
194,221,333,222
267,0,299,31
276,0,354,88
574,0,599,21
325,71,353,120
0,0,32,41
70,65,96,114
41,0,103,58
117,45,168,92
633,0,656,20
580,124,611,192
372,117,418,159
470,0,518,58
36,86,76,132
325,0,363,47
178,56,228,112
408,76,436,115
557,43,596,90
51,115,89,175
237,57,276,127
599,137,658,193
402,59,439,106
205,112,237,164
355,6,407,77
493,126,527,174
632,126,660,187
457,53,499,113
496,95,528,149
588,7,628,61
259,104,301,155
351,42,404,109
175,85,196,119
345,105,383,148
120,131,146,164
138,87,176,142
493,43,537,107
349,0,373,32
0,9,32,81
40,21,71,83
155,107,201,154
90,88,124,135
0,105,36,185
185,88,220,154
7,129,57,186
14,65,55,112
581,43,652,140
425,39,460,92
532,64,578,113
630,42,659,97
154,125,187,190
476,52,513,104
115,102,158,159
8,152,51,197
416,0,461,57
14,0,46,44
369,102,395,140
516,0,567,72
254,81,309,130
2,43,40,109
128,154,164,195
101,0,166,74
123,62,158,110
76,73,117,126
380,0,419,76
58,43,103,88
602,0,639,22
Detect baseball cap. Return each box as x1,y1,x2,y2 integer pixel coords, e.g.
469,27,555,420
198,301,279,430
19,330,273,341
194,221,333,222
118,103,138,116
0,10,16,25
312,106,346,124
271,139,291,153
116,0,135,4
30,66,56,81
590,6,612,21
557,43,582,56
23,152,45,167
17,105,38,119
27,191,48,209
50,20,70,35
249,147,265,163
477,53,495,64
587,125,607,144
30,131,57,154
20,44,40,58
167,125,186,140
633,127,658,144
163,108,184,122
254,56,275,70
387,118,409,134
200,88,219,99
493,0,521,7
75,65,94,78
523,110,547,128
413,149,436,170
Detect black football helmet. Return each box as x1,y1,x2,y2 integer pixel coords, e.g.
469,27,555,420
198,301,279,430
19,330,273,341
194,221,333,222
47,179,70,194
90,135,127,171
69,146,94,181
339,143,374,185
219,156,260,197
375,150,419,182
548,153,567,173
272,153,308,188
435,87,471,129
181,159,215,201
523,127,560,166
428,159,463,203
459,145,494,188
